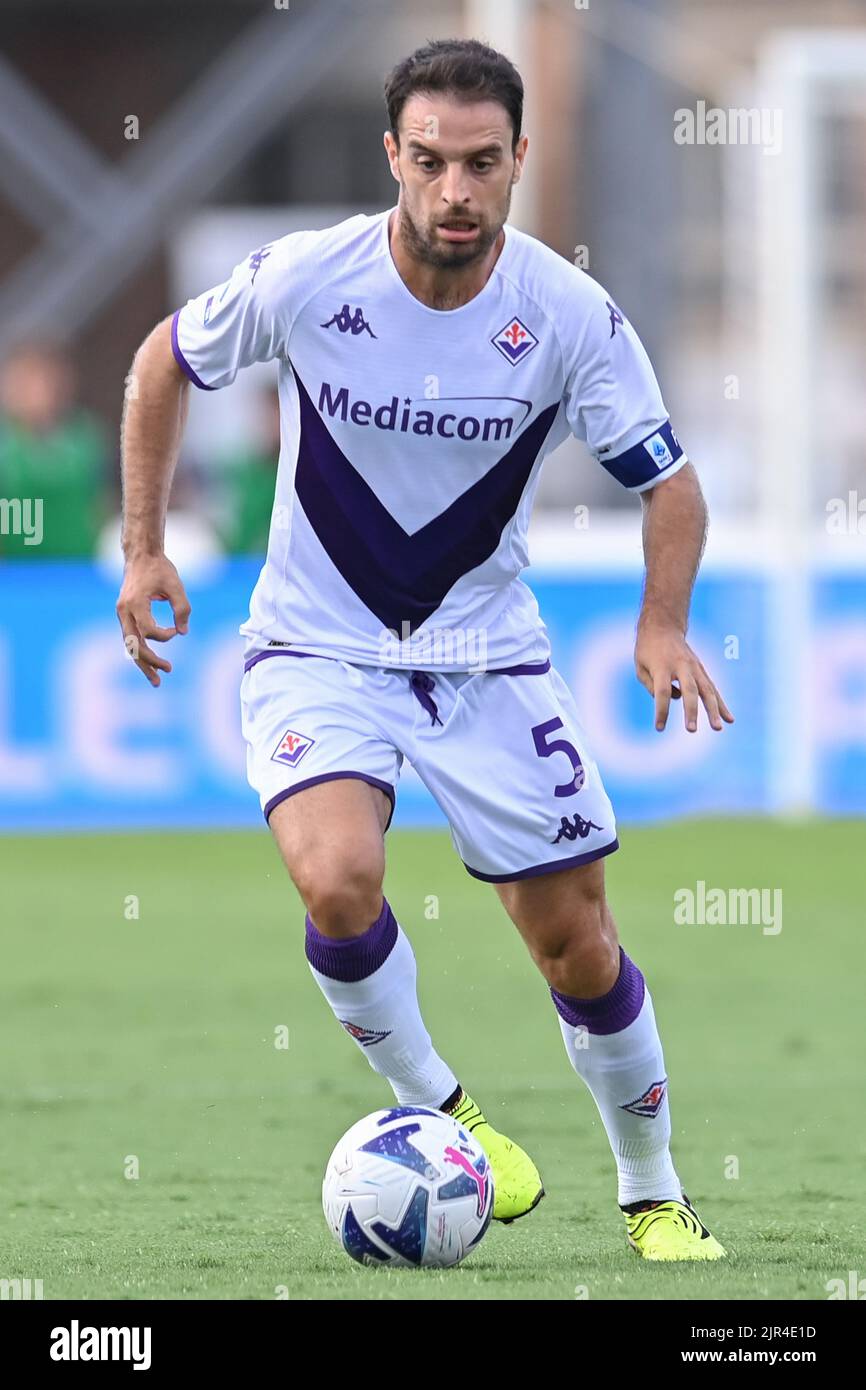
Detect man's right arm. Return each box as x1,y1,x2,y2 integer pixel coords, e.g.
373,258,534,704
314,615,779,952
116,316,193,687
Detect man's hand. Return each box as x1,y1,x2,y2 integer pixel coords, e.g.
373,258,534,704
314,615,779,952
116,553,191,687
635,620,734,733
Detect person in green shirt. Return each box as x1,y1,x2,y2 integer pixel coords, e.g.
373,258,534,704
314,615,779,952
0,341,108,558
215,384,280,556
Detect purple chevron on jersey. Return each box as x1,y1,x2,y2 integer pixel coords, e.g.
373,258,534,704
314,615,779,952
293,371,559,634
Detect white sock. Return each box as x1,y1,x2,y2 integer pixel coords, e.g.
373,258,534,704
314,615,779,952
305,898,459,1108
552,948,682,1206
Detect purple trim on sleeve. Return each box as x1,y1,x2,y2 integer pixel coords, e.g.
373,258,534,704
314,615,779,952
304,897,398,982
550,946,645,1035
244,647,326,674
264,772,395,831
489,660,551,676
463,836,618,882
171,309,217,391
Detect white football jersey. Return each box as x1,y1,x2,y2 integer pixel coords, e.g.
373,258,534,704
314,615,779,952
173,207,686,670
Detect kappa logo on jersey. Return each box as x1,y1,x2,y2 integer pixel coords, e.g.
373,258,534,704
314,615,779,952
620,1078,668,1118
271,727,315,767
491,316,539,365
643,431,674,469
248,244,272,283
321,304,378,338
551,813,602,844
339,1019,393,1047
606,299,624,337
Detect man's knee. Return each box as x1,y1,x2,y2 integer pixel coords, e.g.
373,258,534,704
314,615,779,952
267,780,387,938
294,856,384,938
503,865,620,995
539,914,619,997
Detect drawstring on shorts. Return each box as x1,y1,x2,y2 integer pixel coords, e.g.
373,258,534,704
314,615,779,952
410,671,443,726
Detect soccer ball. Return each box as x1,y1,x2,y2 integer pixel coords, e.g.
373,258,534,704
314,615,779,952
322,1105,494,1268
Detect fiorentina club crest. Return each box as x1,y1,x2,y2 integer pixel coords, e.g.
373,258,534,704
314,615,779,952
339,1020,392,1047
491,316,539,366
620,1078,668,1118
270,727,315,768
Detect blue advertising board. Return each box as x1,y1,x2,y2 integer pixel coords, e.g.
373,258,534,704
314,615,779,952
0,560,862,830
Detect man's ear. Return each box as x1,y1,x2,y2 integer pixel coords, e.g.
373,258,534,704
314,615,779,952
383,130,401,182
512,134,529,183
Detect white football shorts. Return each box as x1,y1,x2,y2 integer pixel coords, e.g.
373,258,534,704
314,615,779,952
240,650,618,882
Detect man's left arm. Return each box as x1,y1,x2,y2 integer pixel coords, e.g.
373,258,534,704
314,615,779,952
636,461,734,733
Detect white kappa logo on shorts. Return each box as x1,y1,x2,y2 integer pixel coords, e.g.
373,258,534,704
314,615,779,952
271,728,315,768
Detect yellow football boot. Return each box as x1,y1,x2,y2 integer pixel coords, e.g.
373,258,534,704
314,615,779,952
622,1192,726,1261
443,1090,545,1223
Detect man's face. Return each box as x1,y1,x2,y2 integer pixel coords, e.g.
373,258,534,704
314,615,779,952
0,350,74,433
384,94,527,269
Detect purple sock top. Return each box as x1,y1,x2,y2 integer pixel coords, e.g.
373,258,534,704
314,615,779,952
305,897,398,982
550,947,645,1035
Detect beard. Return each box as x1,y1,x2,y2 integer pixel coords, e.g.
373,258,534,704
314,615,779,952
397,186,511,269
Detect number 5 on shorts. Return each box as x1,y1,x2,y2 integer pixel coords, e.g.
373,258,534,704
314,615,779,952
531,717,585,798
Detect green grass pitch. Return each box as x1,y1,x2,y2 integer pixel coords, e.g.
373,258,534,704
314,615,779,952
1,819,862,1300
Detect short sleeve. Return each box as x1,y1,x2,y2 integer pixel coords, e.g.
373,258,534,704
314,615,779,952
171,243,288,391
563,281,687,492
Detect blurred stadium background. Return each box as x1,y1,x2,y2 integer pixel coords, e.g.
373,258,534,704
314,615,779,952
2,0,865,1301
1,0,865,828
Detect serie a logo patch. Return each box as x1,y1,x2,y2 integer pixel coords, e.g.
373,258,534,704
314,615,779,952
271,727,315,768
643,432,674,468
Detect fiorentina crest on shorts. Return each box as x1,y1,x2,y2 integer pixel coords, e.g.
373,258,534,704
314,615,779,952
491,316,539,365
620,1077,668,1118
271,727,315,767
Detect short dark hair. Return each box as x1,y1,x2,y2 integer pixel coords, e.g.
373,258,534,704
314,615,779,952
384,38,524,151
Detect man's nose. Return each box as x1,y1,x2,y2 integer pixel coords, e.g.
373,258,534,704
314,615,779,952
440,162,471,206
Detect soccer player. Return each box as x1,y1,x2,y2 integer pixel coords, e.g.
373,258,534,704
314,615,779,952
117,39,733,1260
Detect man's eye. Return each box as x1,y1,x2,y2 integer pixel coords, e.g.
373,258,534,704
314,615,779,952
418,159,438,172
474,161,493,172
